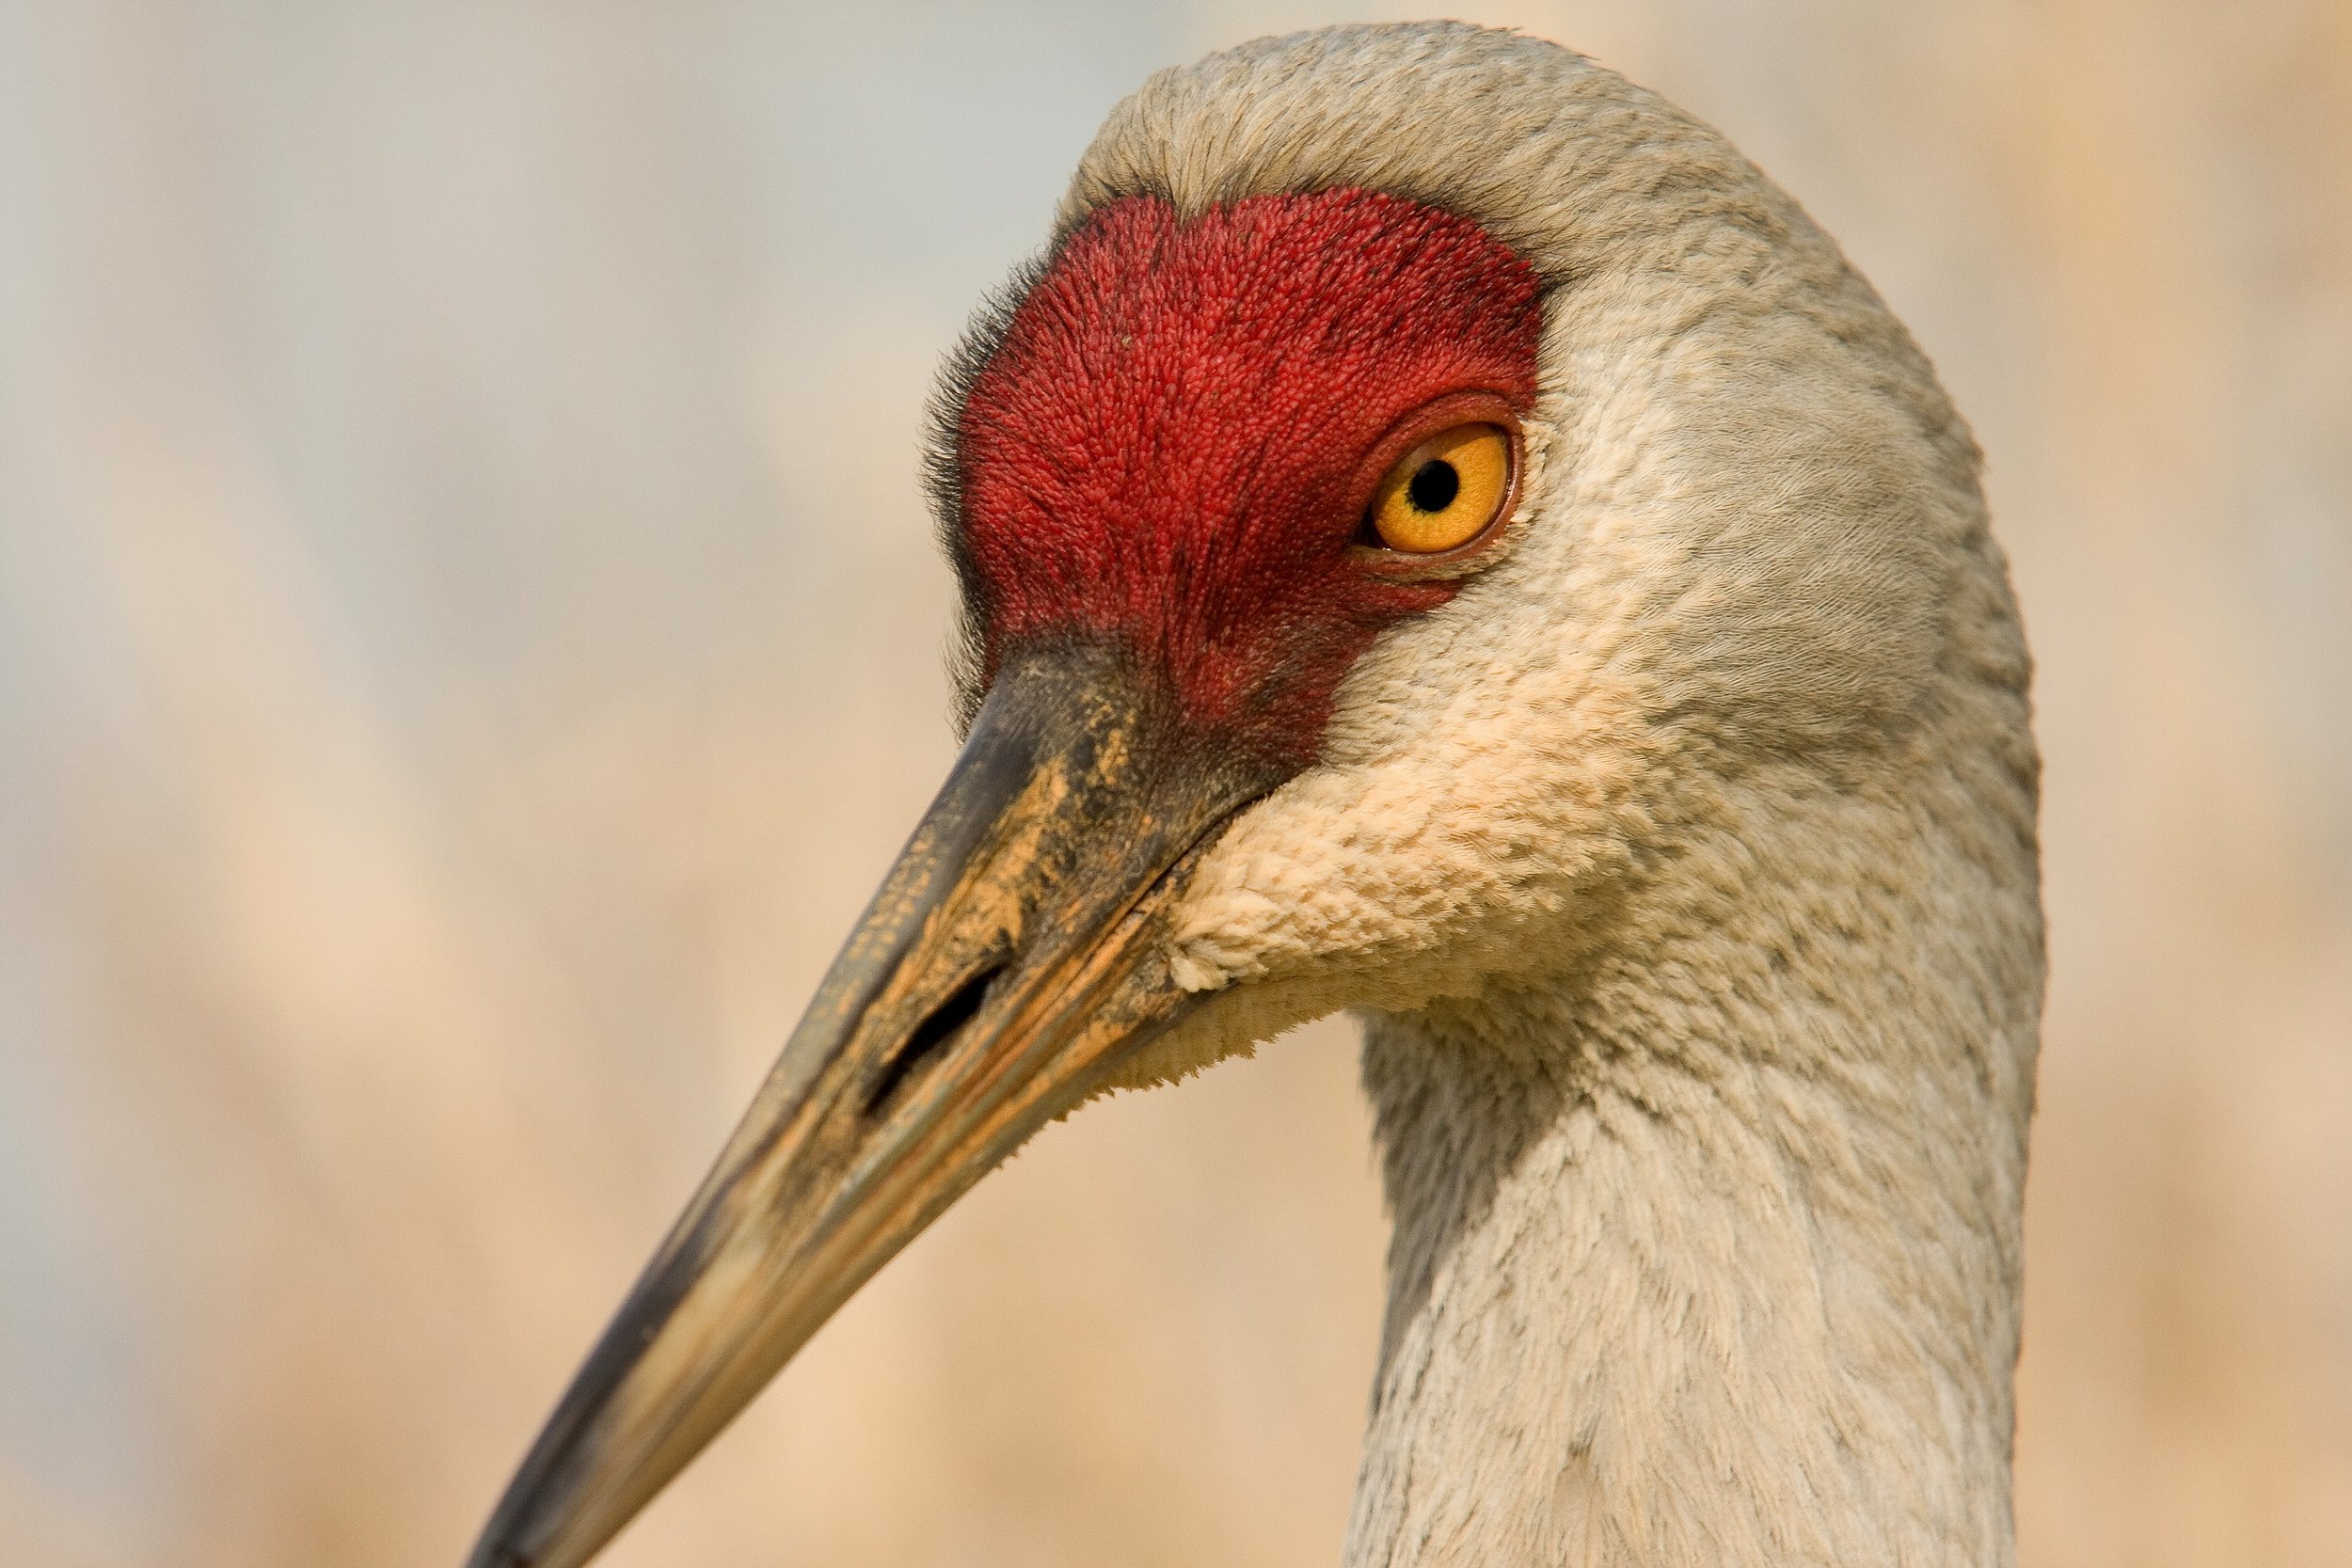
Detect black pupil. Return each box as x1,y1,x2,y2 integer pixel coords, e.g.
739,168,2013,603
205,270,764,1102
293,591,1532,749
1406,459,1461,514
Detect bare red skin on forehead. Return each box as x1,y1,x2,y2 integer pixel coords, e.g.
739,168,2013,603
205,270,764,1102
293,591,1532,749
955,189,1543,770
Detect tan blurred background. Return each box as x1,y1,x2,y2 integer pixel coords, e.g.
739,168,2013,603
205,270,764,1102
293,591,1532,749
1,3,2346,1566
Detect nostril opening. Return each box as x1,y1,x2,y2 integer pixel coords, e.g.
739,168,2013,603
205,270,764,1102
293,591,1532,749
866,964,1003,1116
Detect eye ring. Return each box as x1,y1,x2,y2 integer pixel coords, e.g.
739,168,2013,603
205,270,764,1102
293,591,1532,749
1347,393,1525,578
1366,423,1513,553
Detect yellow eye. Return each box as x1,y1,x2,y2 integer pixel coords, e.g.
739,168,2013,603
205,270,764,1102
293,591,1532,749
1367,423,1513,554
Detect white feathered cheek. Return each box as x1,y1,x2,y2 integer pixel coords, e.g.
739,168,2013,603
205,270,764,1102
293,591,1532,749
1157,418,1584,1003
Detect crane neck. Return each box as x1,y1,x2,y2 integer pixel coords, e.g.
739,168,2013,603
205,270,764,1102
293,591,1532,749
1343,826,2038,1568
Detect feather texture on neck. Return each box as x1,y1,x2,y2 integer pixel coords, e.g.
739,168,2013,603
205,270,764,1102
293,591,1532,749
1350,749,2038,1568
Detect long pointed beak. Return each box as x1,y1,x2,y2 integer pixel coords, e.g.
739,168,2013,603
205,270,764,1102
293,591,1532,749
463,645,1275,1568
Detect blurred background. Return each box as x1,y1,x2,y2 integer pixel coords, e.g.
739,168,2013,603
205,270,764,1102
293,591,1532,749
1,2,2346,1565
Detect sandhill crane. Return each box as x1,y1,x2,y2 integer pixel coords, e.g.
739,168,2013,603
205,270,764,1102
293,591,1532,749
464,23,2042,1568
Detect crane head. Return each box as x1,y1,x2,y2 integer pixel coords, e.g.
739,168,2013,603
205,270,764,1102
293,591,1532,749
465,24,2019,1568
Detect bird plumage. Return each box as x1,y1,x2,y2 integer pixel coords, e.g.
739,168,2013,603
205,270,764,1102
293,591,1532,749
466,23,2042,1568
1052,24,2042,1566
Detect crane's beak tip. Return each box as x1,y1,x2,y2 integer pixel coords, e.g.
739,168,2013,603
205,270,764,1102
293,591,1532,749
457,648,1276,1568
